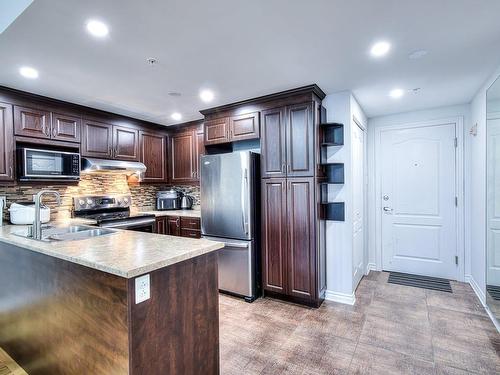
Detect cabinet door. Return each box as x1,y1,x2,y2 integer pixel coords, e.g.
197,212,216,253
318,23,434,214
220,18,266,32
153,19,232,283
0,102,14,182
194,129,205,181
140,131,166,182
113,126,139,161
181,229,201,239
261,107,286,178
286,103,314,177
166,216,181,236
261,178,287,293
13,105,51,139
52,112,81,143
229,112,260,142
170,131,195,183
156,216,167,234
204,118,229,145
82,120,113,158
287,178,315,299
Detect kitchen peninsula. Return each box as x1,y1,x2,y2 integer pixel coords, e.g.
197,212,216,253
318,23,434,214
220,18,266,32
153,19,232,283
0,225,224,375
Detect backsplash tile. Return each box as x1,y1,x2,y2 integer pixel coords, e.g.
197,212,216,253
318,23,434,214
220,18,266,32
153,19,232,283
0,173,200,222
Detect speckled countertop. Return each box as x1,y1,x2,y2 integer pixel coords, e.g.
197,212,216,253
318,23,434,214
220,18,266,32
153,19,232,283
0,223,223,279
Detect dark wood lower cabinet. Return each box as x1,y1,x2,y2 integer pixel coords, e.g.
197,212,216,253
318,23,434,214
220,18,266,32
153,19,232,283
156,216,201,238
155,216,167,234
262,177,322,307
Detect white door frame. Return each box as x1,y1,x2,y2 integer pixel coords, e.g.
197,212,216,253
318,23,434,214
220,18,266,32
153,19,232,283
374,117,465,281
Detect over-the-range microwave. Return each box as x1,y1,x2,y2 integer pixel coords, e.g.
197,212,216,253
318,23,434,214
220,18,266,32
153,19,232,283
17,147,80,181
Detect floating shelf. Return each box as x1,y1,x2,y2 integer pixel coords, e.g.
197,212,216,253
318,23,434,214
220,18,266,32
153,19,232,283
321,202,345,221
320,123,344,146
321,163,344,184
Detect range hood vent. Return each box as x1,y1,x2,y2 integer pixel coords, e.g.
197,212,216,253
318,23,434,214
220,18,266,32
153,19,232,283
81,158,146,180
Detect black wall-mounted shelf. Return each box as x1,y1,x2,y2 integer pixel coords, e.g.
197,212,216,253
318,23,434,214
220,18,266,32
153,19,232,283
322,163,344,184
320,123,344,146
321,202,345,222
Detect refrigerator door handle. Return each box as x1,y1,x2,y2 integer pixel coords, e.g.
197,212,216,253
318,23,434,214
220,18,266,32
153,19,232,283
241,168,249,235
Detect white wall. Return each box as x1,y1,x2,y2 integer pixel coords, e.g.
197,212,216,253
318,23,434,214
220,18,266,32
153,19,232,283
367,104,471,279
322,91,367,303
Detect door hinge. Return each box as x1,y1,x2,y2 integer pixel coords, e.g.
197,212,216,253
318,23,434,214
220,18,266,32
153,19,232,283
455,196,458,207
455,255,459,265
454,137,458,148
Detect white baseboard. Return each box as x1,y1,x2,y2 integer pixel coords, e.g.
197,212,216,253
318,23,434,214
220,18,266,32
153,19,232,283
465,274,500,333
365,263,376,275
325,290,356,305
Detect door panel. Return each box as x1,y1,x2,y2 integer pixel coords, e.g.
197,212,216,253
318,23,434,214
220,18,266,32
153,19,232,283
261,107,286,178
287,178,315,298
82,120,113,158
262,178,287,293
140,131,166,182
286,103,314,177
113,126,139,161
488,117,500,286
166,216,181,236
352,122,365,288
204,118,229,145
0,102,14,181
14,105,50,139
52,113,81,143
230,112,260,142
381,123,457,279
170,131,195,183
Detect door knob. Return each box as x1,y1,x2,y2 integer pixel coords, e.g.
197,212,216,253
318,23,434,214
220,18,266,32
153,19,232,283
383,207,393,212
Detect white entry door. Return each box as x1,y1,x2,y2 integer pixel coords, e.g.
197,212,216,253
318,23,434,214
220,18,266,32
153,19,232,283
380,123,457,279
487,117,500,286
353,120,365,288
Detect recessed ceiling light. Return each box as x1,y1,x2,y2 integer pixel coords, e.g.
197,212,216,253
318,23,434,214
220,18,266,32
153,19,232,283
408,50,428,60
199,89,214,103
370,41,391,57
19,66,38,79
86,19,109,38
389,88,404,99
171,112,182,121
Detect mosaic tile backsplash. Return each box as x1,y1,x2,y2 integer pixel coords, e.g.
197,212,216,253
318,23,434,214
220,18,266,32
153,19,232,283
0,173,200,222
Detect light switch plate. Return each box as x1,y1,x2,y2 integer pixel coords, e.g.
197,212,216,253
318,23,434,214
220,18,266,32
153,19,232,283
135,274,150,304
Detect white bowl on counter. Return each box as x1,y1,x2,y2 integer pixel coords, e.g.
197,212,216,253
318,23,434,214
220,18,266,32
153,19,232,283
9,203,51,225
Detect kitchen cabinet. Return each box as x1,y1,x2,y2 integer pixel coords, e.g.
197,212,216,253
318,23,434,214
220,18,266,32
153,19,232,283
170,127,204,184
82,120,139,161
14,105,51,139
166,216,181,236
155,216,167,234
204,112,260,145
156,216,201,238
0,102,14,182
51,112,81,143
139,131,167,183
261,103,314,178
196,128,205,178
262,177,316,303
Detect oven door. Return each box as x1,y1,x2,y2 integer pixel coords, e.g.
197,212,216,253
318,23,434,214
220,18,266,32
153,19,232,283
99,217,156,233
20,148,80,180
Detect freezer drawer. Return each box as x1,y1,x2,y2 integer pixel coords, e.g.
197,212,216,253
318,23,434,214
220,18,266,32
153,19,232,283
203,236,256,300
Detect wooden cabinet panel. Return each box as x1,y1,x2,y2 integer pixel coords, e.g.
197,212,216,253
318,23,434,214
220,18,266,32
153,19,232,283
140,131,166,183
170,132,195,183
286,103,314,177
156,216,167,234
261,107,286,178
204,118,229,145
180,217,201,230
166,216,181,236
262,178,287,293
287,178,315,298
82,120,113,158
113,126,139,161
14,105,51,139
195,129,205,181
229,112,260,142
52,112,81,143
181,229,201,239
0,102,14,182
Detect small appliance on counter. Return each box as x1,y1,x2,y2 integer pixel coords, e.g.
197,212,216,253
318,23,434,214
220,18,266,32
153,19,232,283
0,196,6,226
9,202,51,225
180,194,194,210
156,190,182,210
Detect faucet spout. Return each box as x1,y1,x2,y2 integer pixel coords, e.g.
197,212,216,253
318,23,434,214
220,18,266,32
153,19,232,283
32,190,61,240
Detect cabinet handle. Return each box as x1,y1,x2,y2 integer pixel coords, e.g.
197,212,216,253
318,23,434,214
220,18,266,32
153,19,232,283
52,128,57,138
281,164,285,173
287,164,291,173
10,166,13,178
44,127,50,137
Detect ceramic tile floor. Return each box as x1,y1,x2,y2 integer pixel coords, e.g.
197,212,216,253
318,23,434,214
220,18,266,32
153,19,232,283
219,271,500,374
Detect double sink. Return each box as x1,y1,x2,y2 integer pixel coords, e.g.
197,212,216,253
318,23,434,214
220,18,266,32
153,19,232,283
14,225,116,242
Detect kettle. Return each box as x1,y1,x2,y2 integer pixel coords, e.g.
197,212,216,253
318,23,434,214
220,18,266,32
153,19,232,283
180,194,194,210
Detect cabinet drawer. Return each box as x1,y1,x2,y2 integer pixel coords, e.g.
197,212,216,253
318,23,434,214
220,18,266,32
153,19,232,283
181,229,201,239
180,217,201,230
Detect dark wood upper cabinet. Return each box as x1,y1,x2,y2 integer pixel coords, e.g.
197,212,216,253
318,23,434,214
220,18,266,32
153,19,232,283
287,178,315,299
139,131,166,183
14,105,51,139
261,107,286,178
229,112,260,142
0,102,14,182
204,118,229,145
262,178,287,293
195,129,205,180
81,120,113,158
51,112,81,143
113,126,139,161
170,131,195,183
286,103,314,177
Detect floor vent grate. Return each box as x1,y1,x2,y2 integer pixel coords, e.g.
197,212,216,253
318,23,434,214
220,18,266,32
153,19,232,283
487,285,500,301
388,272,452,293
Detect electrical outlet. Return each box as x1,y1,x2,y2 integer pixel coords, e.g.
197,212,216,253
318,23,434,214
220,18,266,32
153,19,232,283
135,274,150,304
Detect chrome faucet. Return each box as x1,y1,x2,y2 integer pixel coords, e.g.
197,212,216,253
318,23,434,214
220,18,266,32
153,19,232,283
32,190,61,240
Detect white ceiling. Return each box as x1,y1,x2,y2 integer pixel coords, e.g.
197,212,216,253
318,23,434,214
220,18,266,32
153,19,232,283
1,0,500,125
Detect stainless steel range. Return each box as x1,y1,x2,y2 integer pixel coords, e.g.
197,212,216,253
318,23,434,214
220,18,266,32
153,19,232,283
73,195,156,232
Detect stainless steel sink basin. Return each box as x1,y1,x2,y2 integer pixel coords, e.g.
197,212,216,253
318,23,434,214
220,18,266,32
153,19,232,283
13,225,116,242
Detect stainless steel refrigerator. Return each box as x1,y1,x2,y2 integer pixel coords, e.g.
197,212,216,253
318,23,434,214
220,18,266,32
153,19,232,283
201,151,259,302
